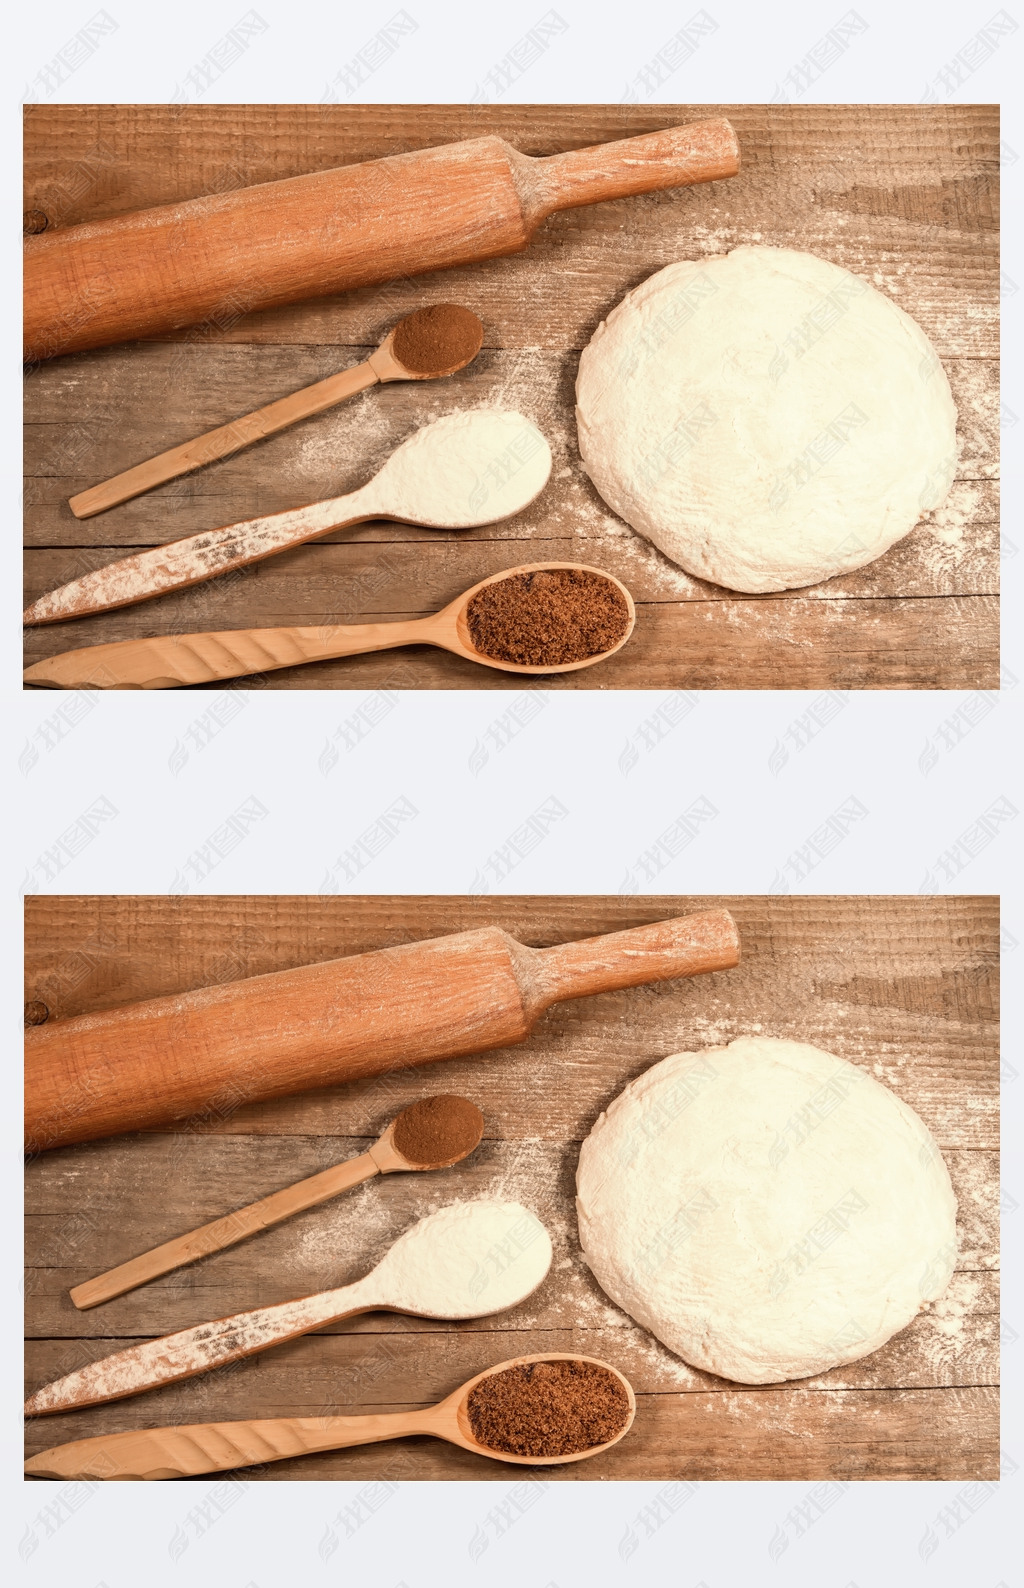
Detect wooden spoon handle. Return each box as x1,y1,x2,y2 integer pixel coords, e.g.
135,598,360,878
23,617,436,689
70,1151,381,1310
22,493,370,626
25,1410,436,1480
68,362,379,519
24,1282,371,1415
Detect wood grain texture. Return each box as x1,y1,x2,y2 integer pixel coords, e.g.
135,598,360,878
25,896,999,1481
25,911,737,1149
23,105,999,689
23,120,739,358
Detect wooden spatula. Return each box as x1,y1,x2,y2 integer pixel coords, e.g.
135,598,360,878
23,562,635,689
25,1354,636,1478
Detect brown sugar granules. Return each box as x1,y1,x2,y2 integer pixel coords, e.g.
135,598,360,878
466,568,631,667
391,1094,484,1168
467,1358,631,1457
392,304,483,375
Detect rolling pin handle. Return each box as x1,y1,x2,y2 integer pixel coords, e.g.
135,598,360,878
527,909,740,1007
519,118,740,223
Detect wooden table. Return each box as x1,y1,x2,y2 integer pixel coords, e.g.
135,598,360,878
25,895,998,1481
23,105,998,690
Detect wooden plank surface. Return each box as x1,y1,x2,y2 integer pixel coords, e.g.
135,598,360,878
23,105,999,689
24,895,999,1481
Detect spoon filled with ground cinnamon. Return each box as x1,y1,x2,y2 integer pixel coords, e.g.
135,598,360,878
27,562,636,687
26,1354,636,1479
68,304,485,518
69,1095,485,1309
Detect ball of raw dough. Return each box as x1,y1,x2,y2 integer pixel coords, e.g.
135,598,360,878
576,1036,957,1384
575,247,958,593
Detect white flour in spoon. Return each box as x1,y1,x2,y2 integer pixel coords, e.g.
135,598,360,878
373,1200,553,1316
365,409,552,527
24,1201,553,1413
25,411,552,623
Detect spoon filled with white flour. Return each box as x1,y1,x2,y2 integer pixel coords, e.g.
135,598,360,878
23,410,553,625
25,1202,553,1415
576,246,958,593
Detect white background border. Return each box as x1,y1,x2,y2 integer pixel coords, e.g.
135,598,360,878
6,4,1020,1584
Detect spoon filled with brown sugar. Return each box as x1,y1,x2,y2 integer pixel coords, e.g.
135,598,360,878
24,562,636,688
68,1094,485,1310
68,303,485,518
25,1354,636,1479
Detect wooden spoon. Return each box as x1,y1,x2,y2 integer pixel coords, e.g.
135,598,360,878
67,305,485,519
23,409,551,626
24,1202,552,1416
23,562,636,688
69,1095,485,1311
24,1353,636,1479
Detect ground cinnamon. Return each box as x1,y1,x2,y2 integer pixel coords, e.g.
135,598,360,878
466,568,630,667
467,1358,631,1457
392,304,483,375
391,1094,484,1168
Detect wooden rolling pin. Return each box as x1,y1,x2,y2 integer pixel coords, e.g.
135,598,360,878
25,911,739,1152
23,120,739,361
